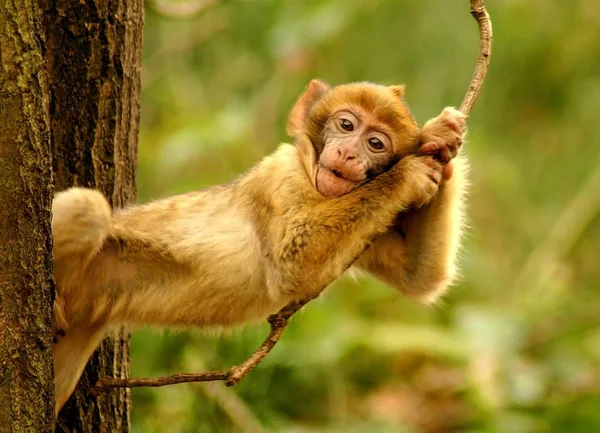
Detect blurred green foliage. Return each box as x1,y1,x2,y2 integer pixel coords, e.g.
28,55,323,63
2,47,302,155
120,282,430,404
130,0,600,431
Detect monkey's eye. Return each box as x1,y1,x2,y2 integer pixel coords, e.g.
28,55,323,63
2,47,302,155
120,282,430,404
339,118,354,132
368,137,385,151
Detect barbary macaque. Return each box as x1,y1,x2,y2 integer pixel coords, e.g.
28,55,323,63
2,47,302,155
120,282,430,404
51,79,467,412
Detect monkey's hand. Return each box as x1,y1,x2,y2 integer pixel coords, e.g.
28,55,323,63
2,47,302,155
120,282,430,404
419,107,466,181
395,155,444,208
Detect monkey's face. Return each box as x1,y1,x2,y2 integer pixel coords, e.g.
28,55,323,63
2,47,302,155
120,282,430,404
288,80,421,197
315,108,401,197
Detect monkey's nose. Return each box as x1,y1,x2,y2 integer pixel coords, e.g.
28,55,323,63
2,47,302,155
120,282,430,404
337,148,356,161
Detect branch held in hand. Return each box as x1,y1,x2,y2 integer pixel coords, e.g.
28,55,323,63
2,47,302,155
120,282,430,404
460,0,493,115
91,0,493,396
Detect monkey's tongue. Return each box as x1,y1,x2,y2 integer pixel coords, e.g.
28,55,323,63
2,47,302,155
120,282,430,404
316,166,358,197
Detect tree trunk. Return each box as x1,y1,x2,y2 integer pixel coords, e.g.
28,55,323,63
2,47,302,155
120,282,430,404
39,0,144,431
0,1,55,432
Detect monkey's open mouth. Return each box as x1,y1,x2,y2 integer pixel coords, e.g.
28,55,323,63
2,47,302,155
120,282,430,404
316,165,361,198
330,168,344,179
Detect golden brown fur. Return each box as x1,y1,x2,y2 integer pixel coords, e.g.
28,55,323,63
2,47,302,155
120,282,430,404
356,107,468,302
301,82,419,154
51,81,468,413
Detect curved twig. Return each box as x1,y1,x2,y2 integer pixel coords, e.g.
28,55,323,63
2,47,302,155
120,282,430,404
91,1,493,396
460,0,493,115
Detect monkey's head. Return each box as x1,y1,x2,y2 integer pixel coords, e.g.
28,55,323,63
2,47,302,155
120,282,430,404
288,79,420,197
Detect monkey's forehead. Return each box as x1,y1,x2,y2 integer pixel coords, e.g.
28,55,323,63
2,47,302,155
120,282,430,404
314,84,417,132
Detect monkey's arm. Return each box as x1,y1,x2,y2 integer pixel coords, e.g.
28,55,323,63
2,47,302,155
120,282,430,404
355,155,468,302
354,108,468,303
263,143,444,299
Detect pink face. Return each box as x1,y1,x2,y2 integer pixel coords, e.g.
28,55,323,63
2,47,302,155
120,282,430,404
315,109,396,197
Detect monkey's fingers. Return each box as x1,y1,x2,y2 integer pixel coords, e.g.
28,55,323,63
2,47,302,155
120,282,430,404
419,142,453,164
423,157,443,184
438,146,452,163
443,118,465,135
439,107,467,131
442,162,454,181
419,142,440,155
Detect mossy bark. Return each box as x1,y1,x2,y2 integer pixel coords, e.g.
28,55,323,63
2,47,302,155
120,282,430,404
0,0,55,432
39,0,144,431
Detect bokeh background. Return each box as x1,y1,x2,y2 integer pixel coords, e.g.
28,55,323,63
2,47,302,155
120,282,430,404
130,0,600,431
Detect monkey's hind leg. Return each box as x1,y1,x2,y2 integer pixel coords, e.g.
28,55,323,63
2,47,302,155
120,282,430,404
53,326,108,414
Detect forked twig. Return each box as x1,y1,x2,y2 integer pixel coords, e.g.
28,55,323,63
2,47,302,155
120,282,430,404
90,299,311,395
91,1,493,396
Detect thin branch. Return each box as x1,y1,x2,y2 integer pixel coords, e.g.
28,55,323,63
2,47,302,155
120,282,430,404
91,1,493,396
90,299,311,395
460,0,493,115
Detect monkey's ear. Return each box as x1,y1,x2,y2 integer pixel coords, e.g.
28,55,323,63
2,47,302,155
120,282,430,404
389,85,406,100
287,79,330,137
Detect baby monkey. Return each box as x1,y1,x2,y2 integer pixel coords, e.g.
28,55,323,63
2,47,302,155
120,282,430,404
51,79,467,412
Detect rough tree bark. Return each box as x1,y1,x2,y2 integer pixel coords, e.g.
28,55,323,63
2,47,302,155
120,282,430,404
38,0,144,431
0,1,55,432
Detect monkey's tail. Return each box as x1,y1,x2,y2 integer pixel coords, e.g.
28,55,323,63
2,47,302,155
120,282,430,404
52,188,112,285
